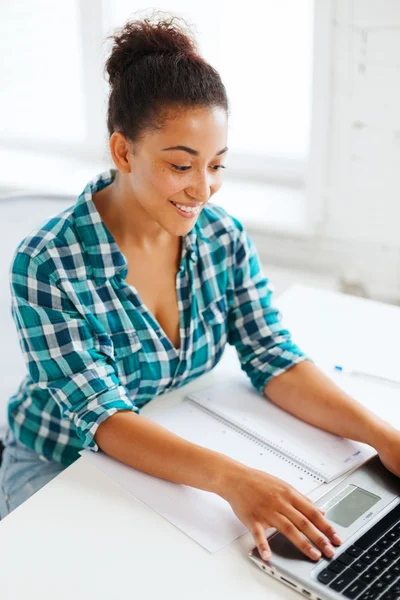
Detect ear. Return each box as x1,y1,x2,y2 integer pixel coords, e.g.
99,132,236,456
109,132,131,174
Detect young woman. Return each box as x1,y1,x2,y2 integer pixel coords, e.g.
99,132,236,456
1,13,399,564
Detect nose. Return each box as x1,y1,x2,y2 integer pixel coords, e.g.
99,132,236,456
185,168,213,203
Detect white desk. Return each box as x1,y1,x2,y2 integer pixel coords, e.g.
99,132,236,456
1,285,399,600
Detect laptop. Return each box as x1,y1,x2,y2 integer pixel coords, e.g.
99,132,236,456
249,454,400,600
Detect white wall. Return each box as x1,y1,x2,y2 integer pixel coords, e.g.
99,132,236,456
254,0,400,305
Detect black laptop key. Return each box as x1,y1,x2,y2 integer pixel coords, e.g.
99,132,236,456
346,545,364,558
387,530,398,541
370,562,385,575
370,544,385,557
352,559,369,573
382,571,397,585
388,548,400,561
390,560,400,575
376,555,392,569
337,552,355,566
360,569,380,583
385,551,398,564
330,568,358,591
359,590,385,599
385,553,397,566
343,580,368,599
327,560,347,574
361,552,376,564
317,568,337,584
392,524,400,537
355,507,400,550
370,579,389,593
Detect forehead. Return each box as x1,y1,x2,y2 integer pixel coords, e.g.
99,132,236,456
147,106,228,150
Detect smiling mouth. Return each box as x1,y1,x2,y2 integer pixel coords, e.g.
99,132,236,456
170,201,202,214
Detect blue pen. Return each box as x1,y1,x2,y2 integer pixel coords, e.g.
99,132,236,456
334,365,400,386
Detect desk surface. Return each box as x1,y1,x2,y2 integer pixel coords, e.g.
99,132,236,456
1,285,399,600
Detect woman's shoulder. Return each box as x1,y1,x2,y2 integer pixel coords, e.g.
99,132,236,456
9,202,80,284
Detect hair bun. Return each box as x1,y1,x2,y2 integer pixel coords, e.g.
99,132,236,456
105,10,199,87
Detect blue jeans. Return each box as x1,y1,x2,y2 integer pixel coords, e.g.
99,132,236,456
0,429,66,518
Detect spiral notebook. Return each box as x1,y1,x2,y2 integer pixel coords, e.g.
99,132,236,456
185,378,373,483
81,376,374,552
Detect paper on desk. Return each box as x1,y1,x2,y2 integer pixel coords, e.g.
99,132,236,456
80,402,321,553
81,448,247,552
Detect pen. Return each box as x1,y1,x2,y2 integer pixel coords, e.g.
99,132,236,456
334,365,400,387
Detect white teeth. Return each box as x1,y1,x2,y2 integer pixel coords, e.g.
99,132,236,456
172,202,200,213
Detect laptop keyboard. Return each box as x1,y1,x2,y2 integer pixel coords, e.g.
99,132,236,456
316,504,400,599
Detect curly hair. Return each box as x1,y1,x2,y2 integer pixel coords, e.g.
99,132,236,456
104,9,230,146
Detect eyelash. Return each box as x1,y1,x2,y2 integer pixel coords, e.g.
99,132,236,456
171,164,227,173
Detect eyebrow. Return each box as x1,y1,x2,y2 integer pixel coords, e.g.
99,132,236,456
161,145,228,157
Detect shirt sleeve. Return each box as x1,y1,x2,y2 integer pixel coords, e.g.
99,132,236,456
9,250,138,452
227,218,311,394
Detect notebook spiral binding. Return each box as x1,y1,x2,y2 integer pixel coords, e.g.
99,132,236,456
188,398,325,484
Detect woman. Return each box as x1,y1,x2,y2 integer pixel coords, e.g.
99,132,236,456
0,12,399,563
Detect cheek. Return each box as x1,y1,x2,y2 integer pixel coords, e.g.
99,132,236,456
151,165,185,198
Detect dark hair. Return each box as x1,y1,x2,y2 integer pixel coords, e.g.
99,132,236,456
104,10,230,146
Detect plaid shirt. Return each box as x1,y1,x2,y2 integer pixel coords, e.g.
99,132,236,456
8,169,307,465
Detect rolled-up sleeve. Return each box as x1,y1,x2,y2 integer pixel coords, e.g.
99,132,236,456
10,251,138,451
227,218,310,394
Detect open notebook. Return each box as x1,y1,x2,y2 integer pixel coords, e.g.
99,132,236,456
181,377,371,484
81,376,374,552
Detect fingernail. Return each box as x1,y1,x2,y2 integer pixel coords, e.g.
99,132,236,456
310,548,321,560
262,550,271,561
332,533,342,545
324,544,335,558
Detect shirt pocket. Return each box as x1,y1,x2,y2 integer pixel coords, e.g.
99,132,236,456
110,329,142,359
200,295,228,326
98,328,142,389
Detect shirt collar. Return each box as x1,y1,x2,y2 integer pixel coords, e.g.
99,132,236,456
74,169,202,284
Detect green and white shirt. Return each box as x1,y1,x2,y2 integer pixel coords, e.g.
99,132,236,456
8,169,308,465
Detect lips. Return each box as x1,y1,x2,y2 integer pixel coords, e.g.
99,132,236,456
170,201,202,218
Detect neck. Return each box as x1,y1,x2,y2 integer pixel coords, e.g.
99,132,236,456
97,172,176,252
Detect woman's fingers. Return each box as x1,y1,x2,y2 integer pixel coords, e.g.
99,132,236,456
283,506,336,558
293,494,342,546
273,514,323,561
251,521,272,561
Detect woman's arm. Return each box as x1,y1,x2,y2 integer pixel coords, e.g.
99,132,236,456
95,410,341,562
263,360,393,447
95,410,236,494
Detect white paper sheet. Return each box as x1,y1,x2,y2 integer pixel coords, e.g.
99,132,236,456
80,401,321,553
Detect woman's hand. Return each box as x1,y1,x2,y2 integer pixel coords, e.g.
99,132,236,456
222,465,342,562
